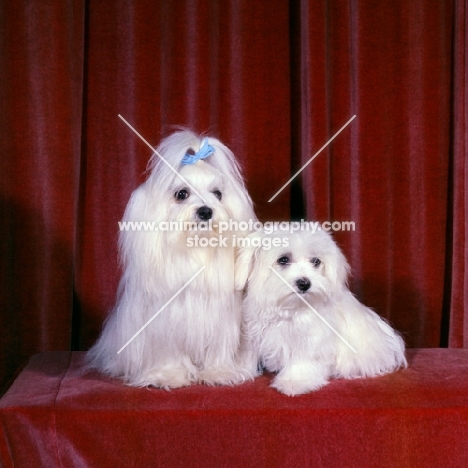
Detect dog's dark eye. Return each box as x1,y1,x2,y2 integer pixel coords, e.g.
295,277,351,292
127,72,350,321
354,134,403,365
212,190,222,200
277,255,291,266
175,189,189,201
311,257,321,267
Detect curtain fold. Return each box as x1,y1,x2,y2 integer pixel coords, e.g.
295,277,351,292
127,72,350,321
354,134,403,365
0,0,466,390
448,0,468,347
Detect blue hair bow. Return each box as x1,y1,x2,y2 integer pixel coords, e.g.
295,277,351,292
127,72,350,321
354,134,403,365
181,138,215,165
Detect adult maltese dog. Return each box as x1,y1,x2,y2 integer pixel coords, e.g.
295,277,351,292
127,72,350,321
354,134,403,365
235,229,407,396
88,129,256,388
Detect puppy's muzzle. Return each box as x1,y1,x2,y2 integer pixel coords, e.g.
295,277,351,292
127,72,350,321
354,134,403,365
196,206,213,221
296,277,311,293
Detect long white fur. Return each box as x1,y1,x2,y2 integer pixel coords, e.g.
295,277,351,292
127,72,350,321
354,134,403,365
87,129,257,388
235,229,407,396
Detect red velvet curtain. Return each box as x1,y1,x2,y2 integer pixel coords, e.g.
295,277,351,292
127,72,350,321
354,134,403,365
0,0,466,391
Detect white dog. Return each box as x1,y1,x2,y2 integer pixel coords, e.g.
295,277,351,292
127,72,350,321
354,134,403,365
235,229,407,396
88,129,257,388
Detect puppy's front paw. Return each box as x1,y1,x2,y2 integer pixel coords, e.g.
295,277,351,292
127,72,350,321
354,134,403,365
271,363,330,396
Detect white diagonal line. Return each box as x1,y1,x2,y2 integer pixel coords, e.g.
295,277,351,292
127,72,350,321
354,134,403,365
118,114,207,202
117,266,206,354
268,115,356,202
269,266,357,353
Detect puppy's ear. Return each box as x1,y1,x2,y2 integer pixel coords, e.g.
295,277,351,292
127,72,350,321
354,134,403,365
325,244,351,293
234,232,262,290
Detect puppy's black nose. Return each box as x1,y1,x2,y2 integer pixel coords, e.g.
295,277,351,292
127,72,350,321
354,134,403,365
196,206,213,221
296,277,311,293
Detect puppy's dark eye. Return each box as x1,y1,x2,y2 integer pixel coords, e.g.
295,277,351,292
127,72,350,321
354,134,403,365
175,189,189,201
212,190,222,200
277,255,291,266
311,257,321,267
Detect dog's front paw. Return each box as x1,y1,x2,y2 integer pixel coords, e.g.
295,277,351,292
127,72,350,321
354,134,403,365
199,364,253,386
135,366,196,390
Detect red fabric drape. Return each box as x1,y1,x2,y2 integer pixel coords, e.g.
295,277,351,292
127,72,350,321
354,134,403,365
0,0,84,389
3,350,468,468
0,0,466,390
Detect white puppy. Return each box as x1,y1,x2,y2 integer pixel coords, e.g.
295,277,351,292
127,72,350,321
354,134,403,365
236,229,407,396
88,129,257,388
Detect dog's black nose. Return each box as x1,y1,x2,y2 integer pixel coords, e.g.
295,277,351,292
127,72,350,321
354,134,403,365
196,206,213,221
296,277,311,293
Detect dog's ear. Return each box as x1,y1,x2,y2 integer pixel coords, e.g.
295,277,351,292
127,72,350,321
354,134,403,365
234,232,263,290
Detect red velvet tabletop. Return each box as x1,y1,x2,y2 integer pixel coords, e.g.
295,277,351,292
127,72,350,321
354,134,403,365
1,349,468,467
